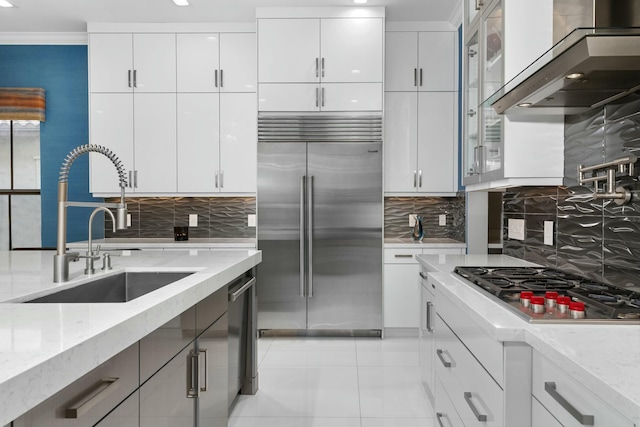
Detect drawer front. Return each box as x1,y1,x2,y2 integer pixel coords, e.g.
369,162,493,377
436,314,504,427
14,344,139,427
436,288,504,386
532,396,562,427
532,352,635,427
384,248,422,264
435,376,466,427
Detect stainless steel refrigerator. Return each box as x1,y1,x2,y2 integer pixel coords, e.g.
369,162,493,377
257,114,383,336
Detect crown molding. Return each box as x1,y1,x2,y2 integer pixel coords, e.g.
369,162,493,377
448,1,462,27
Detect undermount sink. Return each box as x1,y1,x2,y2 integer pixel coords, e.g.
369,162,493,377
26,272,195,303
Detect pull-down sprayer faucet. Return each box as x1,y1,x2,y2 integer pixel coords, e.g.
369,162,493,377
53,144,129,283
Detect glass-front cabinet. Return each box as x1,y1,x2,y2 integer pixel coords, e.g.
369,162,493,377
463,29,480,184
481,0,503,177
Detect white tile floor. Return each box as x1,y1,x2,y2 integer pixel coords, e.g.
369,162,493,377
229,336,435,427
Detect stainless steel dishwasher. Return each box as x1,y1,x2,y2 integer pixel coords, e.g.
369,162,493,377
228,272,258,412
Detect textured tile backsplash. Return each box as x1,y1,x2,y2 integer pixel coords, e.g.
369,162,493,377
503,93,640,288
385,196,465,241
105,197,256,239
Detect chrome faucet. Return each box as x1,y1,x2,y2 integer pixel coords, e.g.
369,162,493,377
53,144,129,283
79,207,116,275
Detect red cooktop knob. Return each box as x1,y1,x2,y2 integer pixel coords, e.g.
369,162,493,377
545,291,558,300
557,296,571,305
569,302,585,311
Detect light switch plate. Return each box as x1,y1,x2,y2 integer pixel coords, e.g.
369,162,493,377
439,214,446,226
248,214,256,227
189,214,198,227
544,221,554,246
409,214,416,227
508,218,525,240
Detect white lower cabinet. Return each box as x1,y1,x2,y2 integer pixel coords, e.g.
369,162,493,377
435,376,466,427
532,396,562,427
532,351,635,427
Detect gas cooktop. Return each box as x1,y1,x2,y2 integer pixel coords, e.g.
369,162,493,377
454,266,640,324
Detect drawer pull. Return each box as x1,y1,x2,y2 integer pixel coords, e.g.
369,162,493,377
64,377,119,418
394,254,413,258
436,412,445,427
426,301,434,332
419,272,428,279
464,391,487,422
544,382,595,425
436,349,451,367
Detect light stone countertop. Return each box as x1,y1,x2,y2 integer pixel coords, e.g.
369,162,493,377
0,248,261,426
68,237,256,250
418,254,640,424
384,237,466,249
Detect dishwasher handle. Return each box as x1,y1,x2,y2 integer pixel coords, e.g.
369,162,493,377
229,277,256,302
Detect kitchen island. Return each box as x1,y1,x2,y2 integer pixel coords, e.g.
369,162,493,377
418,254,640,426
0,248,261,426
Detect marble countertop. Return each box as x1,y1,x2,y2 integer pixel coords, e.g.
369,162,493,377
384,237,466,248
67,237,256,249
0,248,261,426
418,254,640,423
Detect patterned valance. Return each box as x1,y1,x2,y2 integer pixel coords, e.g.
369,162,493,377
0,87,46,121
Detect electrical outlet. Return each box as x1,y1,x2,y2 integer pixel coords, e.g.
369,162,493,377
439,214,447,226
248,214,256,227
189,214,198,227
127,213,132,227
544,221,554,246
508,218,525,240
409,214,416,227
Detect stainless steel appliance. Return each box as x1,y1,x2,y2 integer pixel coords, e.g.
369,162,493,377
454,266,640,324
257,114,383,336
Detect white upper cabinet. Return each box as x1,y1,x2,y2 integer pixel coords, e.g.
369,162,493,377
133,34,177,92
258,19,320,83
177,33,256,93
89,34,134,93
257,10,384,112
177,34,220,92
385,31,456,92
320,18,383,83
219,33,257,92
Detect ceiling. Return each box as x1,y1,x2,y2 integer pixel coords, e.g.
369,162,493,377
0,0,461,33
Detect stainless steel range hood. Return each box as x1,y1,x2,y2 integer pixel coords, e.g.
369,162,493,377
485,0,640,115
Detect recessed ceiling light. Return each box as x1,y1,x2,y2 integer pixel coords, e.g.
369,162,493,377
517,102,533,108
173,0,189,6
354,0,368,4
565,72,585,80
0,0,14,8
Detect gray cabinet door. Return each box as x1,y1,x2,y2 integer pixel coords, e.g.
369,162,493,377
197,313,228,427
306,142,383,330
257,142,307,329
94,390,139,427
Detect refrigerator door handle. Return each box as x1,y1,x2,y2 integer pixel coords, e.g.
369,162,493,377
300,175,306,298
307,174,314,298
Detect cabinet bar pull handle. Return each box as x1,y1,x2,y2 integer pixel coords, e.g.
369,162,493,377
220,170,224,188
475,0,483,10
544,382,595,425
315,87,319,107
436,413,445,427
395,254,413,258
133,170,138,188
464,392,487,422
128,70,132,88
133,70,137,88
419,68,423,87
419,272,428,279
220,69,223,87
419,170,423,187
230,277,257,302
321,87,325,108
215,69,218,87
316,58,319,78
436,349,451,367
215,171,219,188
187,350,199,398
200,348,209,392
413,170,417,187
300,176,306,297
64,377,119,419
414,68,418,87
307,175,314,297
426,301,434,332
128,171,133,188
321,57,325,78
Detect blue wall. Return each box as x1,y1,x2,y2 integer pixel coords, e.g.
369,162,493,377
0,45,102,248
